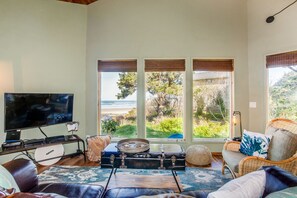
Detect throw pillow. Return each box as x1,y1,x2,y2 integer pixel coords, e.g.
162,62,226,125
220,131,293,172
262,166,297,197
207,170,266,198
265,186,297,198
239,130,272,158
86,135,111,162
266,128,297,161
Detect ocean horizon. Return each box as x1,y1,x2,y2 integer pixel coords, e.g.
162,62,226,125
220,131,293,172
101,100,136,109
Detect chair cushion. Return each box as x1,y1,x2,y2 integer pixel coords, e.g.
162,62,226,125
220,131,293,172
222,150,247,173
239,130,272,158
267,128,297,161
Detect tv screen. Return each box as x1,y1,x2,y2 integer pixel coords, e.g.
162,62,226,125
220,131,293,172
4,93,74,132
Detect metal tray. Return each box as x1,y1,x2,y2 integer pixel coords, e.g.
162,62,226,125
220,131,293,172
117,138,150,154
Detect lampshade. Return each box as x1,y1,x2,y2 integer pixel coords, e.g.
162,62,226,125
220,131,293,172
232,111,242,138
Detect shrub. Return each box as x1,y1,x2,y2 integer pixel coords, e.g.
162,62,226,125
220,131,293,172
193,121,229,138
124,108,137,121
101,117,118,134
158,117,182,133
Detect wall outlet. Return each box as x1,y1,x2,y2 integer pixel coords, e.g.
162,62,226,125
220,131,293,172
249,102,257,108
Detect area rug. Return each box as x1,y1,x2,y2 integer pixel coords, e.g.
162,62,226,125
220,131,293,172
38,166,232,193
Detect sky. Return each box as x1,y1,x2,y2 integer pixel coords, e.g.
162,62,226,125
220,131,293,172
101,72,136,101
268,67,293,86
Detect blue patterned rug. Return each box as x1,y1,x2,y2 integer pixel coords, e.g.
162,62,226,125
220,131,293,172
38,166,231,193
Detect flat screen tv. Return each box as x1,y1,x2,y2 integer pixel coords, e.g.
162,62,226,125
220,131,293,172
4,93,74,132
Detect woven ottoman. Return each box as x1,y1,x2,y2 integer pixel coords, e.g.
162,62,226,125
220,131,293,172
186,145,212,166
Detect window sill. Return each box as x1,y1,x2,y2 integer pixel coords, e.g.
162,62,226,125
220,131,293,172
111,137,186,143
192,138,227,143
110,137,226,144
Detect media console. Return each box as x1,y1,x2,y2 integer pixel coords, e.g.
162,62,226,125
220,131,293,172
0,134,86,164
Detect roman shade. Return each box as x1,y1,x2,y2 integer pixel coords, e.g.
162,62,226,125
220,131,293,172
266,50,297,68
98,60,137,72
193,59,234,71
145,59,185,72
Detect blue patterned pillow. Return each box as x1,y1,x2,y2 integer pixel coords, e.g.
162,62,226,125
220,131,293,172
239,130,272,158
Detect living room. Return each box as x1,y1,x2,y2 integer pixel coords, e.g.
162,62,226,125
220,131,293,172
0,0,296,197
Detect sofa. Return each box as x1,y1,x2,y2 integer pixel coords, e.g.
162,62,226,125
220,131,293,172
0,158,199,198
1,158,297,198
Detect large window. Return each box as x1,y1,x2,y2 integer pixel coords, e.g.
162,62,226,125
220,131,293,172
144,59,185,139
98,60,137,138
192,59,233,138
97,58,235,141
267,51,297,121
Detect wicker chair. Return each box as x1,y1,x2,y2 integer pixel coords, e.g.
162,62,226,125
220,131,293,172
222,118,297,178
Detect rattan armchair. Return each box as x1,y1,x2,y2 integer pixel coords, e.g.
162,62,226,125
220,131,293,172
222,118,297,178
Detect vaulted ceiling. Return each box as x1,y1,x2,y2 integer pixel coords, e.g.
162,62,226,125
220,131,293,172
58,0,98,5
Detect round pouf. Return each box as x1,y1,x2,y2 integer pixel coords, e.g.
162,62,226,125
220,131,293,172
186,145,212,166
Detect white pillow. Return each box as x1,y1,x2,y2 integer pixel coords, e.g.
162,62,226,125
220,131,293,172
207,170,266,198
0,165,20,192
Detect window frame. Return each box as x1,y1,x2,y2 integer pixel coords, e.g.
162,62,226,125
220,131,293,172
97,59,138,138
266,50,297,122
192,59,234,141
97,58,234,143
144,59,186,142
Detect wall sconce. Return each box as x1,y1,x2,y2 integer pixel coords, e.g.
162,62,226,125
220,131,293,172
66,121,79,138
266,0,297,23
233,111,242,141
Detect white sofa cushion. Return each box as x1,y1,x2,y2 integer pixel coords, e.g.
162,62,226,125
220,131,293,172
207,170,266,198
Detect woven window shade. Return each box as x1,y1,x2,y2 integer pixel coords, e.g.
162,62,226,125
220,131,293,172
193,59,234,71
98,60,137,72
145,59,185,72
266,51,297,68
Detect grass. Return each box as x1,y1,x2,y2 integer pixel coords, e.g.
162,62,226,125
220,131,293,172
109,118,229,139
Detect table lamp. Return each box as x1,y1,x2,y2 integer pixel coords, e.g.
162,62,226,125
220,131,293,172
232,111,242,141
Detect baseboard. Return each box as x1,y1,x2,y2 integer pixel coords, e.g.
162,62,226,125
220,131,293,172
212,152,222,156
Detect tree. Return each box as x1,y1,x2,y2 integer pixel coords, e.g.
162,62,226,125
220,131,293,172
269,70,297,120
193,85,228,122
116,72,183,120
116,72,137,99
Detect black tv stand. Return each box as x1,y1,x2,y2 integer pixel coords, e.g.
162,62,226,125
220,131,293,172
45,135,65,143
0,134,86,164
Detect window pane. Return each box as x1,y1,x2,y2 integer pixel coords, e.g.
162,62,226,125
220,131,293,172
145,72,184,139
100,72,137,138
268,66,297,121
193,71,231,138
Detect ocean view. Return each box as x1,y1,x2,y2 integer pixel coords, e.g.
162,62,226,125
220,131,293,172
101,100,136,109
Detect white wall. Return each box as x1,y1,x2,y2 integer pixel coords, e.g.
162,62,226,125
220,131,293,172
0,0,87,163
86,0,248,151
248,0,297,132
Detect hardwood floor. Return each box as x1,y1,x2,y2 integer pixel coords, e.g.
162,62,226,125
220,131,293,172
37,153,223,174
